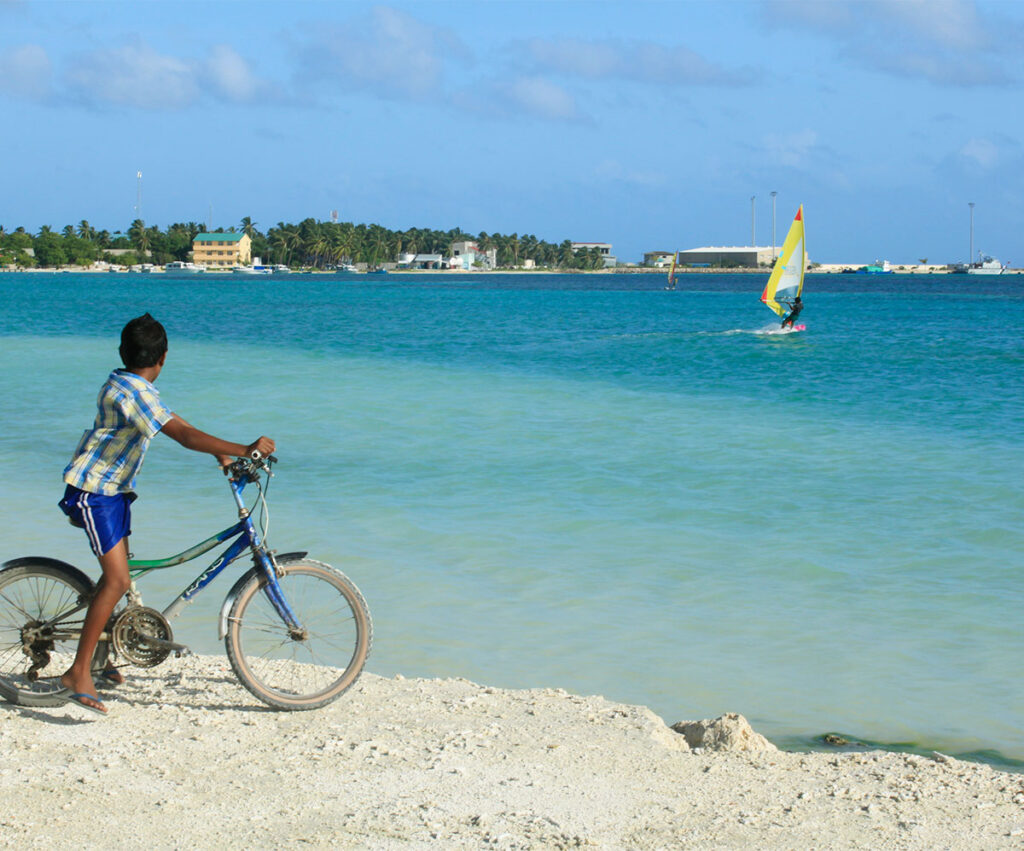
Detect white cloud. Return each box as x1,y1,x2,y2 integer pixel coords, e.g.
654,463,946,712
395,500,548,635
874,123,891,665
0,43,52,100
297,6,470,101
959,137,999,169
205,45,260,102
498,76,582,122
66,42,197,109
857,46,1010,86
872,0,987,51
762,129,821,168
763,0,1015,86
520,37,752,87
61,40,266,110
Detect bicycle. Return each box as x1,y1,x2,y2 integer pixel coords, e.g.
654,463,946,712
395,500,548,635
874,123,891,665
0,453,372,711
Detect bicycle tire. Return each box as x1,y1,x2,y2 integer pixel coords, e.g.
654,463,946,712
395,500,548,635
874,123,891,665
224,559,372,710
0,559,110,707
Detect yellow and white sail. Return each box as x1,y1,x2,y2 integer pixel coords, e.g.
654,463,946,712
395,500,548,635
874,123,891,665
760,206,805,317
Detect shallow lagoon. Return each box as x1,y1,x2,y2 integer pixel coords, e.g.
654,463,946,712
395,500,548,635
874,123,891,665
2,271,1022,762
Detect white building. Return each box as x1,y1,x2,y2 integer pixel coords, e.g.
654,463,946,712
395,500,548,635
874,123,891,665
571,242,617,267
644,251,675,267
451,241,497,270
675,246,777,267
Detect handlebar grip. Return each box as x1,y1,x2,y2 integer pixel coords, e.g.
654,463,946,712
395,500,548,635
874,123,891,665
249,450,278,464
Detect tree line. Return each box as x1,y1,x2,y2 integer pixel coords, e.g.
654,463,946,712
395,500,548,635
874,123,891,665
0,218,611,270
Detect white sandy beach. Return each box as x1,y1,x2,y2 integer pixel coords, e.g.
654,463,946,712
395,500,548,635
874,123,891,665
2,655,1022,849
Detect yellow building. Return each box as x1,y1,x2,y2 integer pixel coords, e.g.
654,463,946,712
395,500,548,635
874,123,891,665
192,232,252,267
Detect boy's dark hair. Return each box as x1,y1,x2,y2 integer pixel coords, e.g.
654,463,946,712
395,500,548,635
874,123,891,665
119,313,167,369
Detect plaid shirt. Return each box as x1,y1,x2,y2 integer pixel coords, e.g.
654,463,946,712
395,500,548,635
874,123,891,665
63,369,174,495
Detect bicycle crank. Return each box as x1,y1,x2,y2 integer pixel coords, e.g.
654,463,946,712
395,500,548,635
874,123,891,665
110,606,183,667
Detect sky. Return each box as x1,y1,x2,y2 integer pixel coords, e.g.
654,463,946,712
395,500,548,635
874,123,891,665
1,0,1023,265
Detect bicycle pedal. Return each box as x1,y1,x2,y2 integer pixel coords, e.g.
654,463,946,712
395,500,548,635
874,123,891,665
144,635,192,655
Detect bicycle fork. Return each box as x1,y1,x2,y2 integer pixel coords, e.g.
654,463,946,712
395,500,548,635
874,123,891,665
254,551,306,640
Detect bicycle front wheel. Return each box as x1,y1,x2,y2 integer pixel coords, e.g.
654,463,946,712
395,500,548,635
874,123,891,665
0,559,109,706
225,559,372,710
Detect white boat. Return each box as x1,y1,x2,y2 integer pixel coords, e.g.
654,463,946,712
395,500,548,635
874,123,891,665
129,263,154,273
967,254,1005,275
165,261,205,274
271,264,291,275
232,265,270,275
337,263,358,273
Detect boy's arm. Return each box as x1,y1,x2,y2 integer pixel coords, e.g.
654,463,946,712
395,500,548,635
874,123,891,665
161,414,275,465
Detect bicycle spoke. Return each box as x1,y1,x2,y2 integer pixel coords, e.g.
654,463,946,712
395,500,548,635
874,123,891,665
225,562,371,709
0,565,106,700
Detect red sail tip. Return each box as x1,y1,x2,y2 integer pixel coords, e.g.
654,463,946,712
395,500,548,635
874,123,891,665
794,208,803,222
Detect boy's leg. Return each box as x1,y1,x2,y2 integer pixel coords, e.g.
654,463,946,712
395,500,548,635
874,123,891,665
60,537,132,712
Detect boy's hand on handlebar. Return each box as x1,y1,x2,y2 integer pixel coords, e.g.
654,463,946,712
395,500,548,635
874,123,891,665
216,454,234,474
247,436,276,460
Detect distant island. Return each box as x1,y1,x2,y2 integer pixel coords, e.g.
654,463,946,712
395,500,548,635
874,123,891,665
0,218,612,271
0,217,1013,274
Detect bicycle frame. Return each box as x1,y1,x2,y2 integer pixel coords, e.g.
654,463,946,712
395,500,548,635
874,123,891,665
126,471,301,633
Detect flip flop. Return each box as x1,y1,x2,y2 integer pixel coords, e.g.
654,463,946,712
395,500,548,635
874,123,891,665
65,692,107,715
98,668,124,687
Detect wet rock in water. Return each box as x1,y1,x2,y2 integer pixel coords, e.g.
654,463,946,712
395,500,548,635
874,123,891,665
670,712,777,753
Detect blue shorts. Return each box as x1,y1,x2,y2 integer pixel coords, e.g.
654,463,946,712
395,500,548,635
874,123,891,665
58,484,136,557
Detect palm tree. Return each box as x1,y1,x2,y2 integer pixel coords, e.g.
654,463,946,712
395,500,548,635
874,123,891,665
128,219,151,256
77,220,95,241
310,234,330,268
404,229,421,256
557,239,575,268
508,233,521,267
240,216,259,240
268,223,297,265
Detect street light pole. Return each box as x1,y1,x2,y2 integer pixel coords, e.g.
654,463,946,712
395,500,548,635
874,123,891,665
968,202,975,265
770,191,777,261
750,196,756,247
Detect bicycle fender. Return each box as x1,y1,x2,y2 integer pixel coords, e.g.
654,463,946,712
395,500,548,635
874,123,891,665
1,556,95,590
217,551,308,640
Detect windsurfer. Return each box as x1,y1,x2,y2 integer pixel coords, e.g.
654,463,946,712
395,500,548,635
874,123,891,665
781,296,803,328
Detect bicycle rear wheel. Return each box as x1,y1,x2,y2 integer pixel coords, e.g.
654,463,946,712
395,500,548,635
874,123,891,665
225,559,372,710
0,559,109,706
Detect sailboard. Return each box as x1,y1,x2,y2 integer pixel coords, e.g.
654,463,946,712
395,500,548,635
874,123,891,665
665,251,678,290
760,205,806,327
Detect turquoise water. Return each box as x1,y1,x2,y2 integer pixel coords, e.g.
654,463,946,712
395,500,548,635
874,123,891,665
2,271,1022,763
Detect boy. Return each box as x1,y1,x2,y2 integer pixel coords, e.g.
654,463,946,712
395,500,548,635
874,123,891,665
58,313,274,714
781,295,804,329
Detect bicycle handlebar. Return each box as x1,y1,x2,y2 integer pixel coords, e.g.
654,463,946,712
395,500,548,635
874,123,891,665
229,452,276,483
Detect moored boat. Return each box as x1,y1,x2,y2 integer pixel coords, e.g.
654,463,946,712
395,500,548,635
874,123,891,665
165,261,205,274
967,254,1005,275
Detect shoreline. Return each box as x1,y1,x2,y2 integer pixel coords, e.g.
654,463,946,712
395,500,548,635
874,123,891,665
2,655,1022,848
3,265,1022,276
